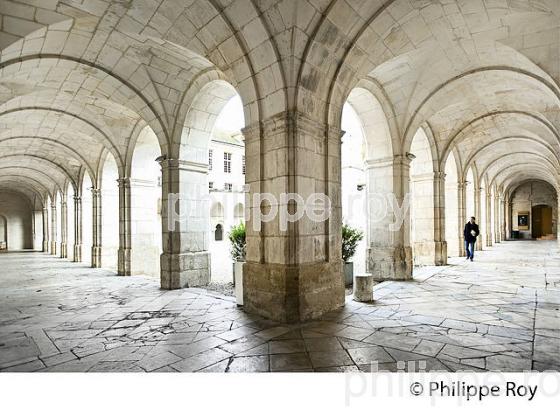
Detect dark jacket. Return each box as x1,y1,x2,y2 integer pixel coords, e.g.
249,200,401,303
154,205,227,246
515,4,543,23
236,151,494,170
464,222,479,243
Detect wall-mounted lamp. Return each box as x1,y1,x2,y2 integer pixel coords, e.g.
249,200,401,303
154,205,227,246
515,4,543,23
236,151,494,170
405,152,416,160
155,155,167,163
357,184,365,191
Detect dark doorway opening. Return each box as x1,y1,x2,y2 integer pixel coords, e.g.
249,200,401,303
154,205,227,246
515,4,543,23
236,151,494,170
532,205,553,239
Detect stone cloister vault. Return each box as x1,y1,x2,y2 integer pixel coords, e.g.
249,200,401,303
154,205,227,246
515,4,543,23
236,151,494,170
0,0,559,323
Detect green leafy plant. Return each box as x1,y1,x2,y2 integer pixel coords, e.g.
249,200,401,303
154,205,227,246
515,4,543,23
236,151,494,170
342,223,363,263
228,222,246,261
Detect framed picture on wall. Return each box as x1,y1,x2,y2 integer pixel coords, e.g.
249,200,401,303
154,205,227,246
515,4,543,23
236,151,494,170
518,212,529,230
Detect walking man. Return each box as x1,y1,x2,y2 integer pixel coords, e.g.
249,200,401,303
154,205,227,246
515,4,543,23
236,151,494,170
464,216,479,261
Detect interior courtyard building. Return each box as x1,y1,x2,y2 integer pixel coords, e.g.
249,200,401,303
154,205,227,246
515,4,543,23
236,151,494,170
0,0,559,373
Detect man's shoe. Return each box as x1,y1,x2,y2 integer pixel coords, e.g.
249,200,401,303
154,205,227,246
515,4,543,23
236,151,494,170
470,258,473,262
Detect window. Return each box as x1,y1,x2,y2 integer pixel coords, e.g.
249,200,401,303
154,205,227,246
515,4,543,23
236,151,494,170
209,182,214,190
224,152,231,173
242,155,246,175
208,149,213,171
224,183,232,192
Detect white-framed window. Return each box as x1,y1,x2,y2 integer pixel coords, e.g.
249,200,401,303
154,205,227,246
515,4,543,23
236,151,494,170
224,183,232,192
224,152,232,173
209,182,214,190
208,149,213,171
242,155,246,175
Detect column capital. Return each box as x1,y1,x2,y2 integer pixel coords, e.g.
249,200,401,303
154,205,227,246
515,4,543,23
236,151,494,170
117,177,131,188
91,188,101,197
73,195,81,201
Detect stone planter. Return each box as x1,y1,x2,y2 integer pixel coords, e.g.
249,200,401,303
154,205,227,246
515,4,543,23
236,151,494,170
234,261,245,306
344,262,354,286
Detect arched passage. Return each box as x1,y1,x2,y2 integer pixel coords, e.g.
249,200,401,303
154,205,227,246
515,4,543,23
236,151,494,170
445,152,460,257
81,173,93,266
101,153,119,271
341,102,366,277
409,128,436,266
66,184,75,261
130,127,162,278
341,86,411,281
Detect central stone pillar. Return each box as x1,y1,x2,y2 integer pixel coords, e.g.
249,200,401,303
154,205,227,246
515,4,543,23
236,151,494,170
485,192,492,247
73,195,82,262
91,188,102,267
363,154,413,280
42,205,49,252
50,202,57,255
159,158,211,289
457,181,466,257
60,197,68,258
474,185,483,251
242,112,345,322
117,177,131,276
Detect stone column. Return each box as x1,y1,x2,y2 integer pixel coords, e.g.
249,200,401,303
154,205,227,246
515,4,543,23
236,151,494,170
494,193,501,243
42,205,49,252
433,171,447,265
159,158,211,289
474,185,483,251
50,202,57,255
242,113,346,322
485,192,493,247
364,155,413,280
117,177,132,276
457,181,466,257
60,197,68,258
91,188,102,267
501,194,508,240
73,195,82,262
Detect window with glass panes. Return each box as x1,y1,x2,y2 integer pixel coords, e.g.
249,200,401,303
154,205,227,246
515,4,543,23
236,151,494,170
224,152,231,173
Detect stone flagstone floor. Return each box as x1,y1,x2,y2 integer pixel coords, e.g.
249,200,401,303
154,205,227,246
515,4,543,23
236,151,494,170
0,240,559,372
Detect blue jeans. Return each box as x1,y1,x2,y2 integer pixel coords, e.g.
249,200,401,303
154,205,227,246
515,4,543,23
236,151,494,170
465,241,475,259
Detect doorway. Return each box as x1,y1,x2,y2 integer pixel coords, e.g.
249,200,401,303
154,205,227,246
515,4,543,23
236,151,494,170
532,205,553,239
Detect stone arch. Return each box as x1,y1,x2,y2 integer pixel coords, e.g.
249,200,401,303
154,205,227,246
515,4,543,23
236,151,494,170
130,125,163,278
100,152,120,271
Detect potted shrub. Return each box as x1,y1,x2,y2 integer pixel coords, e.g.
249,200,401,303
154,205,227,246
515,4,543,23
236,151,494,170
228,222,246,305
342,223,363,286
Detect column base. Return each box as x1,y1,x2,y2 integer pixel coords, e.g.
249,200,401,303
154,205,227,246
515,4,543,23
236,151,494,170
60,243,67,258
50,242,57,255
160,251,211,289
412,240,447,266
91,246,102,268
43,241,49,253
243,260,345,323
118,248,131,276
476,240,483,251
486,234,492,247
73,244,82,262
366,245,413,281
